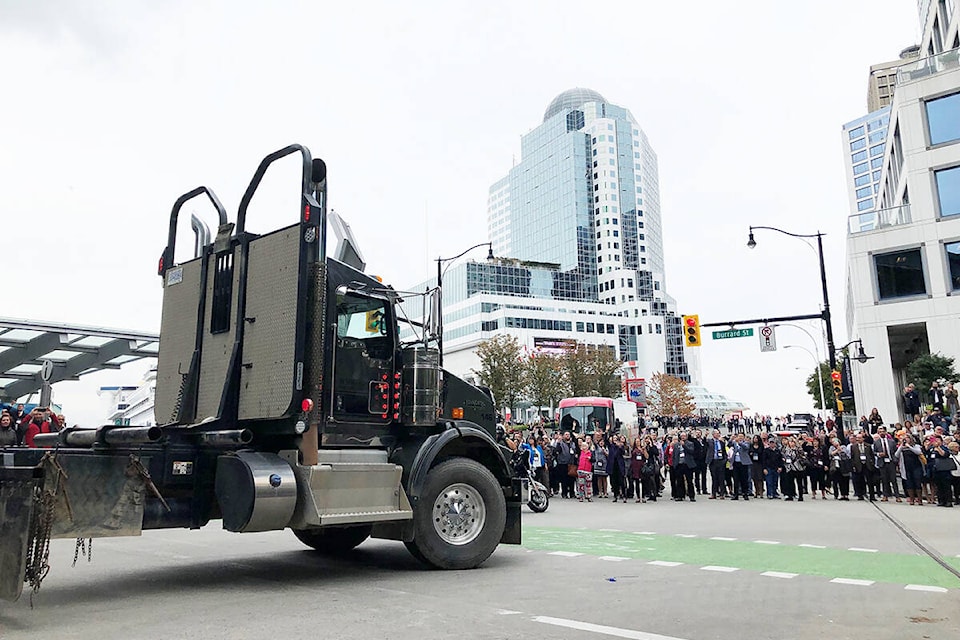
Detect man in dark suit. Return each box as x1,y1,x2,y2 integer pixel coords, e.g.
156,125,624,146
729,433,752,500
872,425,900,502
705,429,727,499
673,432,697,502
903,383,921,419
849,433,877,501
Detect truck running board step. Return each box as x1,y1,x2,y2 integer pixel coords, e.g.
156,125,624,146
280,453,413,528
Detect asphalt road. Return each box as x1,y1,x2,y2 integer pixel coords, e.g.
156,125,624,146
1,495,957,640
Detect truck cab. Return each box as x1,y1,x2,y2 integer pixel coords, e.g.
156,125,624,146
0,144,520,603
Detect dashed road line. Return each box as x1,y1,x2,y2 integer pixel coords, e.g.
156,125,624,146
762,571,798,579
710,536,737,541
548,551,583,557
599,556,629,562
848,547,878,553
648,560,683,567
701,565,739,572
674,534,696,538
830,578,875,586
533,615,688,640
754,540,780,545
799,543,826,549
599,528,623,532
497,609,523,615
633,531,657,535
905,584,948,593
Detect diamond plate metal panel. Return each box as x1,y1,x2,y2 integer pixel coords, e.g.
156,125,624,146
238,227,301,420
156,258,203,425
49,455,146,539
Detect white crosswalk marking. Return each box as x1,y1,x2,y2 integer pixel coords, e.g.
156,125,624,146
701,565,739,572
762,571,798,579
548,551,583,557
648,560,683,567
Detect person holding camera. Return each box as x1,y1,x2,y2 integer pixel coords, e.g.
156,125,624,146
895,433,925,505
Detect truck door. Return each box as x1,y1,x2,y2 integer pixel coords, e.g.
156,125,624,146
332,291,395,423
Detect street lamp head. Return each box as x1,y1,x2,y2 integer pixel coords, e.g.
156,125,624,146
855,343,869,364
486,244,495,260
746,231,756,249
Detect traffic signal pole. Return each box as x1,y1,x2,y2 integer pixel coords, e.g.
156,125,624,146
700,312,823,329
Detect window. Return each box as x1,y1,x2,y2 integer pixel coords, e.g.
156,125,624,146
855,186,872,199
872,170,881,181
946,241,960,291
850,138,866,151
936,166,960,217
852,150,867,163
576,322,584,332
857,198,874,211
868,131,885,144
874,249,926,299
848,126,865,139
926,92,960,145
853,162,869,175
854,174,870,187
869,144,884,157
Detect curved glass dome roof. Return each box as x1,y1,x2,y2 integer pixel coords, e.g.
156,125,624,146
543,88,607,122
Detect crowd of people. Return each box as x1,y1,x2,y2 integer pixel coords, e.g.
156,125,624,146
0,404,65,447
503,410,960,508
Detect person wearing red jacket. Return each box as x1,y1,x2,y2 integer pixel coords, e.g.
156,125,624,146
23,407,60,447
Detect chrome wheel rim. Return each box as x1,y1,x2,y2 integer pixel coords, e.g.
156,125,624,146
433,482,486,545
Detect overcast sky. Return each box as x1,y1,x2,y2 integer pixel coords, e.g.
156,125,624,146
0,0,920,425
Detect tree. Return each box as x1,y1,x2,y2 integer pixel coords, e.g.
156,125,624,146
474,334,525,418
647,372,695,417
588,345,623,398
906,353,959,399
561,345,594,397
523,350,565,417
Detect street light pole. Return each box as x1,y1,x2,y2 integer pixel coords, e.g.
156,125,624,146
747,226,836,370
436,242,495,368
784,344,827,415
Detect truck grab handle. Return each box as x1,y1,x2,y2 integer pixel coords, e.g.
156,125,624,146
236,144,323,234
158,186,228,276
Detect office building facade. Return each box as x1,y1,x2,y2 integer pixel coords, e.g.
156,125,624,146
424,89,691,390
845,0,960,422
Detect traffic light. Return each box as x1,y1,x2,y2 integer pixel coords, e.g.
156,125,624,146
682,314,701,347
831,370,843,410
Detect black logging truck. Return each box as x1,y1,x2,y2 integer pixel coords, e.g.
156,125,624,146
0,144,521,602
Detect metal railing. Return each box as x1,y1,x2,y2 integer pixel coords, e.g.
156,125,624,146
847,204,912,234
896,48,960,85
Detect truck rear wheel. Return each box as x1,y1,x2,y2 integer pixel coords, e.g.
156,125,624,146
292,525,372,553
406,457,506,570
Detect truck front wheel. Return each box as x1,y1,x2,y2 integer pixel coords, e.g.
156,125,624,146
292,525,372,553
406,457,506,569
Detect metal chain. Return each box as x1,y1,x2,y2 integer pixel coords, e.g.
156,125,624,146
24,453,69,607
72,537,92,566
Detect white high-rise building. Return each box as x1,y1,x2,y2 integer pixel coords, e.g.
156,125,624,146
844,0,960,422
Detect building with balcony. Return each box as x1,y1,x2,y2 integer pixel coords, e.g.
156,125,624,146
845,0,960,422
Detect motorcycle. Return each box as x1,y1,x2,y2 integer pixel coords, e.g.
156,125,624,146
512,449,549,513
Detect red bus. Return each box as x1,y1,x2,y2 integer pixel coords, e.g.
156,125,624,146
558,397,639,437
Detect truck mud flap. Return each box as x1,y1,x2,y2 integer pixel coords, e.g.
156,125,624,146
0,467,42,602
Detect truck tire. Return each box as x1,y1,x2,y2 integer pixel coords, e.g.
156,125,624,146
292,525,372,553
406,457,506,570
